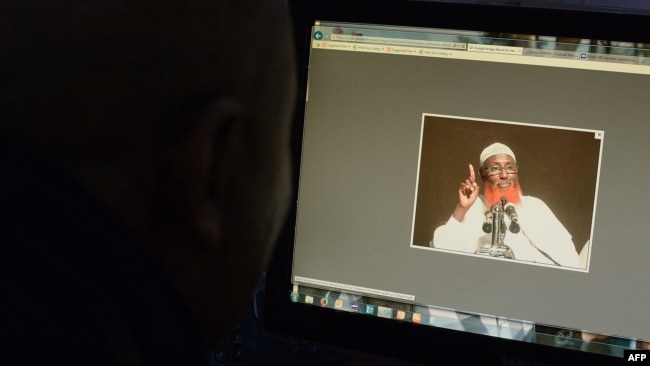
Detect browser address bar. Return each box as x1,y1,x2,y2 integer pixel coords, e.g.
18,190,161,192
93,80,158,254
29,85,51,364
330,33,466,50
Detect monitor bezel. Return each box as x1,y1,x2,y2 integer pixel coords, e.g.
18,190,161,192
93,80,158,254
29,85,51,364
263,1,649,365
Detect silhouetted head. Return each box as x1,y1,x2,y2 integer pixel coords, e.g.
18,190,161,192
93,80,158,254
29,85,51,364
2,0,296,345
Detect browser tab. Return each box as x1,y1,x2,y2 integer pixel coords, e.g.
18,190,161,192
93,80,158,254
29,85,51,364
467,43,523,55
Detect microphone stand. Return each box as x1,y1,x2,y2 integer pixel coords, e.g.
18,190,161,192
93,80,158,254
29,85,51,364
477,198,515,259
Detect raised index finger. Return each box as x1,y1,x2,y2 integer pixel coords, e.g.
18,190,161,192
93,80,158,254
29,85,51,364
469,164,476,183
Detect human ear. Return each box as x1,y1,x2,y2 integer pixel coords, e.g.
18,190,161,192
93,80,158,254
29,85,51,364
149,97,250,343
158,97,242,255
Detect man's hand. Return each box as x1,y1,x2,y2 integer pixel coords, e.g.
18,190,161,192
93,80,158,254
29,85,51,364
453,164,479,222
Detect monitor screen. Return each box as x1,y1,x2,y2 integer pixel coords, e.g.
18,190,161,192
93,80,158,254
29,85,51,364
263,1,650,365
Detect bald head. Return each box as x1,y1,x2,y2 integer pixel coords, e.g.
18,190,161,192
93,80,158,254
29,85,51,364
2,0,296,345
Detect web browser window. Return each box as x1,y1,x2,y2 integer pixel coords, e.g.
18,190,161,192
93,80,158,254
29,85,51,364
289,21,649,356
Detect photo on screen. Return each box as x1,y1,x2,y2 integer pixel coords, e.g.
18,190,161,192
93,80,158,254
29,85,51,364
410,114,602,271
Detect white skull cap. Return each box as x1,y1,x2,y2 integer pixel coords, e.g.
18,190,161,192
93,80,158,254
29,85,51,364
480,143,516,165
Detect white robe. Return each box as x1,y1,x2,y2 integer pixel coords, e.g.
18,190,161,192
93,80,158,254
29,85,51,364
433,196,580,268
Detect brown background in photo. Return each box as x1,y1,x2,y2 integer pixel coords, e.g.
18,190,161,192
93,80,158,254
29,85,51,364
412,115,601,254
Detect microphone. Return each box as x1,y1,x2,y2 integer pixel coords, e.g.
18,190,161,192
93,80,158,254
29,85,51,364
504,202,520,233
482,211,493,233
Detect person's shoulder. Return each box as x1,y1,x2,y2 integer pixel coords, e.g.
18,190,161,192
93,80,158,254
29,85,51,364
520,195,555,214
521,195,546,206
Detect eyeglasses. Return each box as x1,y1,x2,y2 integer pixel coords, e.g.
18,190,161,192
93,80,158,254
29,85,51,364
483,164,518,176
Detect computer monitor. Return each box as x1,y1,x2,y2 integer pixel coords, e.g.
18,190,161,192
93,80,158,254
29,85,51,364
263,1,650,365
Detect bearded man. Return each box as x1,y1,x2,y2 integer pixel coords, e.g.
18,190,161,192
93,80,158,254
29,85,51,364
433,143,580,268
